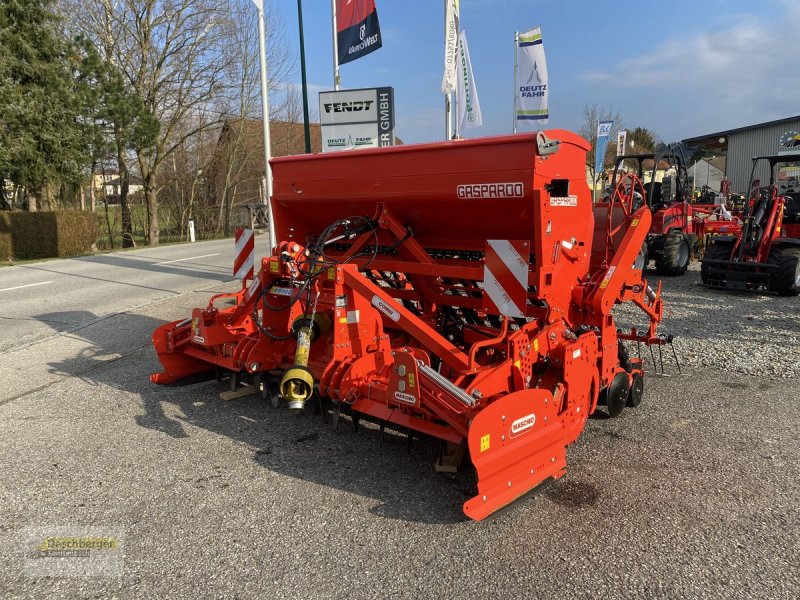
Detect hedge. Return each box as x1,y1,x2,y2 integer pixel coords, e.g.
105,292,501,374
0,213,11,262
5,212,98,260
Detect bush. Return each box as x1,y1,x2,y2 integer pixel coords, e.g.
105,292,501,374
0,213,11,262
10,211,98,260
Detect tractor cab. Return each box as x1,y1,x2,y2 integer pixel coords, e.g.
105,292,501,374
701,153,800,295
601,145,694,276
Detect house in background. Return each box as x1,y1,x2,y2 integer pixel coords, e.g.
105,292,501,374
91,171,143,203
208,119,324,209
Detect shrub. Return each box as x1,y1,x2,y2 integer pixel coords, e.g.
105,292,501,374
0,213,11,261
10,211,98,260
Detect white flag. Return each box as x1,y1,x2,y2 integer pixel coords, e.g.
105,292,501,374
456,29,482,132
441,0,460,94
515,26,548,126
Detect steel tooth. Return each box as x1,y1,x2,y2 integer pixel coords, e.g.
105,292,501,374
406,428,413,453
352,413,360,434
229,370,239,392
379,420,385,444
331,403,341,430
670,340,682,374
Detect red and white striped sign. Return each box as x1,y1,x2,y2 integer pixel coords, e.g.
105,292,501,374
234,227,255,281
483,239,529,319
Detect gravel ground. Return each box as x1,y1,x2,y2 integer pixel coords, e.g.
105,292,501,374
616,261,800,378
0,263,798,598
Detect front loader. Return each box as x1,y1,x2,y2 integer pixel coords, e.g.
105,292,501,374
151,131,669,521
701,153,800,295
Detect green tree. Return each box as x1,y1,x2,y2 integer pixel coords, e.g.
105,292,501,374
628,127,660,153
0,0,88,209
72,36,158,246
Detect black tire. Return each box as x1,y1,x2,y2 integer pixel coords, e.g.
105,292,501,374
700,240,735,285
655,231,691,276
606,372,630,418
627,373,644,408
767,246,800,296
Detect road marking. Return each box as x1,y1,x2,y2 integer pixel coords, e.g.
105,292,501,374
0,281,52,293
155,253,219,266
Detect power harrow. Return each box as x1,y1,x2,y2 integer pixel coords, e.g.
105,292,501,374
151,131,671,521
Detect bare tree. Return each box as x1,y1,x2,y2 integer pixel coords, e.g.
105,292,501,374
63,0,292,244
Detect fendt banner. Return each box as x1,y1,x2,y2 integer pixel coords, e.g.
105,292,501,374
515,26,549,126
336,0,382,65
319,87,395,152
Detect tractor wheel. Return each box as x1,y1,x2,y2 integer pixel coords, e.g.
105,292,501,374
767,246,800,296
700,239,735,285
606,372,630,418
655,231,691,276
627,373,644,408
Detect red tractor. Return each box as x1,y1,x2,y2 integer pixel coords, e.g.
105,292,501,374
701,153,800,295
605,145,694,275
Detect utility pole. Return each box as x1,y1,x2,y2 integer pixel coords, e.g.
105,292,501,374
331,0,340,90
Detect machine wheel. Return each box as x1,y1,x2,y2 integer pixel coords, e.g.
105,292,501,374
700,240,735,285
627,373,644,407
606,372,631,418
655,231,691,276
767,246,800,296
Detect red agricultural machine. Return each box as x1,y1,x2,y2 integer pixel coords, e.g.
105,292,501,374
605,145,695,275
151,131,671,521
701,153,800,295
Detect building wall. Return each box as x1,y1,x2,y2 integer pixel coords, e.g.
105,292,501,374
727,118,800,192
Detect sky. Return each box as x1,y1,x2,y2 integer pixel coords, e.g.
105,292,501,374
267,0,799,145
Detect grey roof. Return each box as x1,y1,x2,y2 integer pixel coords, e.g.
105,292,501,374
683,115,800,145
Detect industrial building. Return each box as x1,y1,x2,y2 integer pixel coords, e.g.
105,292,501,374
683,115,800,194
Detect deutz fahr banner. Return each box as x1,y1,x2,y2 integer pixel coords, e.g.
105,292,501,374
319,87,395,153
336,0,382,65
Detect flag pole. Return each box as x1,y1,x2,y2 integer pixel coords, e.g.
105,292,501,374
297,0,312,153
444,0,452,140
255,0,275,250
592,121,598,204
331,0,340,90
512,31,518,134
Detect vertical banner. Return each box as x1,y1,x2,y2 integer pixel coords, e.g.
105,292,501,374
616,130,628,157
336,0,382,65
594,120,614,180
441,0,460,94
515,26,549,125
456,30,482,132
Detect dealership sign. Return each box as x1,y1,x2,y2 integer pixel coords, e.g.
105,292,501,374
319,87,395,153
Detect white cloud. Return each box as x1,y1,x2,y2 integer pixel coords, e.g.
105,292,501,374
582,5,800,138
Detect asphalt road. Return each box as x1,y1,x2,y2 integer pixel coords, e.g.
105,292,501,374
0,238,259,352
0,257,797,598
